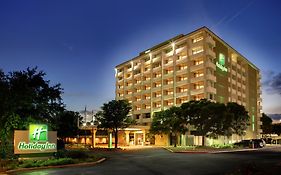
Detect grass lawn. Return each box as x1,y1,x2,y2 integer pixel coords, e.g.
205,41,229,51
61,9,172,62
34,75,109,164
1,149,105,171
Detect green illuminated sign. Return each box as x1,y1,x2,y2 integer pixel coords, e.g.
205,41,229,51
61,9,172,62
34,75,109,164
29,124,48,142
216,53,227,72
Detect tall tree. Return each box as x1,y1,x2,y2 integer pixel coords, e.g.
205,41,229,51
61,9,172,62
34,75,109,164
96,100,134,148
0,67,65,158
226,102,249,137
55,110,82,140
261,113,273,136
150,106,188,147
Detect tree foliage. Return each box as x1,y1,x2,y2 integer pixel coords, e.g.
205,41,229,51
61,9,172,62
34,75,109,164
261,113,273,135
0,67,65,159
96,100,134,148
151,99,250,146
150,106,188,147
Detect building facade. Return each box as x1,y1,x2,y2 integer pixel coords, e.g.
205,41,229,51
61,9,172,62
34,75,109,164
115,27,262,146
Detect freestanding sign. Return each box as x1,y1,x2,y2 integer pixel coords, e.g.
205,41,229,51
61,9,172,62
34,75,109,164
14,124,57,154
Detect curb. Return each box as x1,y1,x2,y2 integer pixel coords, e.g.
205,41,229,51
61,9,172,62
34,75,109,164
163,147,260,154
5,158,106,174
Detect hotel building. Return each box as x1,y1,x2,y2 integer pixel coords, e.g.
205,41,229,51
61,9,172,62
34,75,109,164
115,27,262,146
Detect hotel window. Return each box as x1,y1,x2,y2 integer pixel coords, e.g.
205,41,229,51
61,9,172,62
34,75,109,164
167,69,173,74
136,98,141,101
144,57,150,62
118,85,123,88
156,93,161,97
180,76,187,81
192,47,204,55
145,96,150,100
145,76,150,80
137,106,141,111
156,103,161,108
195,60,204,65
155,73,161,77
192,36,203,43
195,72,204,77
167,80,173,84
136,80,141,84
145,105,150,109
118,77,123,81
180,88,188,92
155,83,161,87
127,82,132,86
127,91,132,95
179,65,187,70
167,90,173,95
136,88,141,92
195,84,204,89
145,86,151,90
144,67,150,72
167,101,173,106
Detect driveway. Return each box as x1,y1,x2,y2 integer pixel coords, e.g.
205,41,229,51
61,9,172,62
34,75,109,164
11,147,281,175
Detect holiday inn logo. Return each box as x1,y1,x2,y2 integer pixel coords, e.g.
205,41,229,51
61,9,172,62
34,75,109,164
216,53,227,72
29,124,48,142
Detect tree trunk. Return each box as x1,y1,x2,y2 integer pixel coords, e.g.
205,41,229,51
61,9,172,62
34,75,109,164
115,129,118,148
202,135,205,146
174,133,177,147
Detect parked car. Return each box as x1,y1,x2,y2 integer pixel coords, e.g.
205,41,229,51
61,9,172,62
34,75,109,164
234,139,265,148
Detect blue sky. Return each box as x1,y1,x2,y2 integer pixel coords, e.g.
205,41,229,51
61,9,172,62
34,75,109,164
0,0,281,114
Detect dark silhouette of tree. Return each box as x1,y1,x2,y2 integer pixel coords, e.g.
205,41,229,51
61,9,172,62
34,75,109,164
261,113,273,135
150,106,188,147
0,67,64,158
96,100,134,148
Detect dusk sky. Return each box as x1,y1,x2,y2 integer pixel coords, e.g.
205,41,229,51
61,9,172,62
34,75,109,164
1,0,281,114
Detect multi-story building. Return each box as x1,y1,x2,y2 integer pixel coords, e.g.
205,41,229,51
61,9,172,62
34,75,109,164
115,27,262,146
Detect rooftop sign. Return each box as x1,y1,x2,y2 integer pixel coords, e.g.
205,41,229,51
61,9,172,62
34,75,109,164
216,53,227,72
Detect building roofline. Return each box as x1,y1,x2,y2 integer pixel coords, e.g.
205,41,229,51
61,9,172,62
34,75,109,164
116,26,259,71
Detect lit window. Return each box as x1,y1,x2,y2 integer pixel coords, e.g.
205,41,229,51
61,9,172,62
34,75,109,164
195,60,204,65
192,47,204,55
156,103,161,108
167,101,173,106
156,93,161,97
167,91,173,95
137,107,141,110
193,36,203,43
167,80,173,84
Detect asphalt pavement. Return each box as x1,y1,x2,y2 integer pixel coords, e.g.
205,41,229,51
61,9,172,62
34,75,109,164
10,147,281,175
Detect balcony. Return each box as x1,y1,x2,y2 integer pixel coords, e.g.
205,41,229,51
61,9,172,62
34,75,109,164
176,55,188,64
163,72,173,79
165,51,173,58
142,118,152,123
152,96,161,102
176,92,188,98
152,107,161,112
134,73,141,78
152,86,161,92
176,80,187,86
143,79,151,85
176,68,187,76
205,74,216,82
144,59,151,66
205,49,216,58
205,60,216,70
134,63,141,70
163,84,173,89
205,36,215,47
190,51,204,61
190,39,203,48
163,61,173,68
190,88,204,95
153,76,162,81
175,46,187,54
153,66,161,72
142,99,151,104
206,86,216,94
190,63,204,72
152,56,161,63
142,108,151,113
142,89,151,94
163,94,173,100
125,67,132,72
143,69,151,75
190,76,204,83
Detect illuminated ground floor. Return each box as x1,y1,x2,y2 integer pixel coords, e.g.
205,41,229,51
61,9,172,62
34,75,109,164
70,125,256,148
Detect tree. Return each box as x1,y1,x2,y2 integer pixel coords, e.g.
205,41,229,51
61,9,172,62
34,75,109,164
182,99,212,146
55,110,82,140
261,113,273,136
0,67,65,158
272,124,281,136
96,100,134,148
150,106,188,147
226,102,249,137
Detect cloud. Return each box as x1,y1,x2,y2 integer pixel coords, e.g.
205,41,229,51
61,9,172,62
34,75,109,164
263,71,281,95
